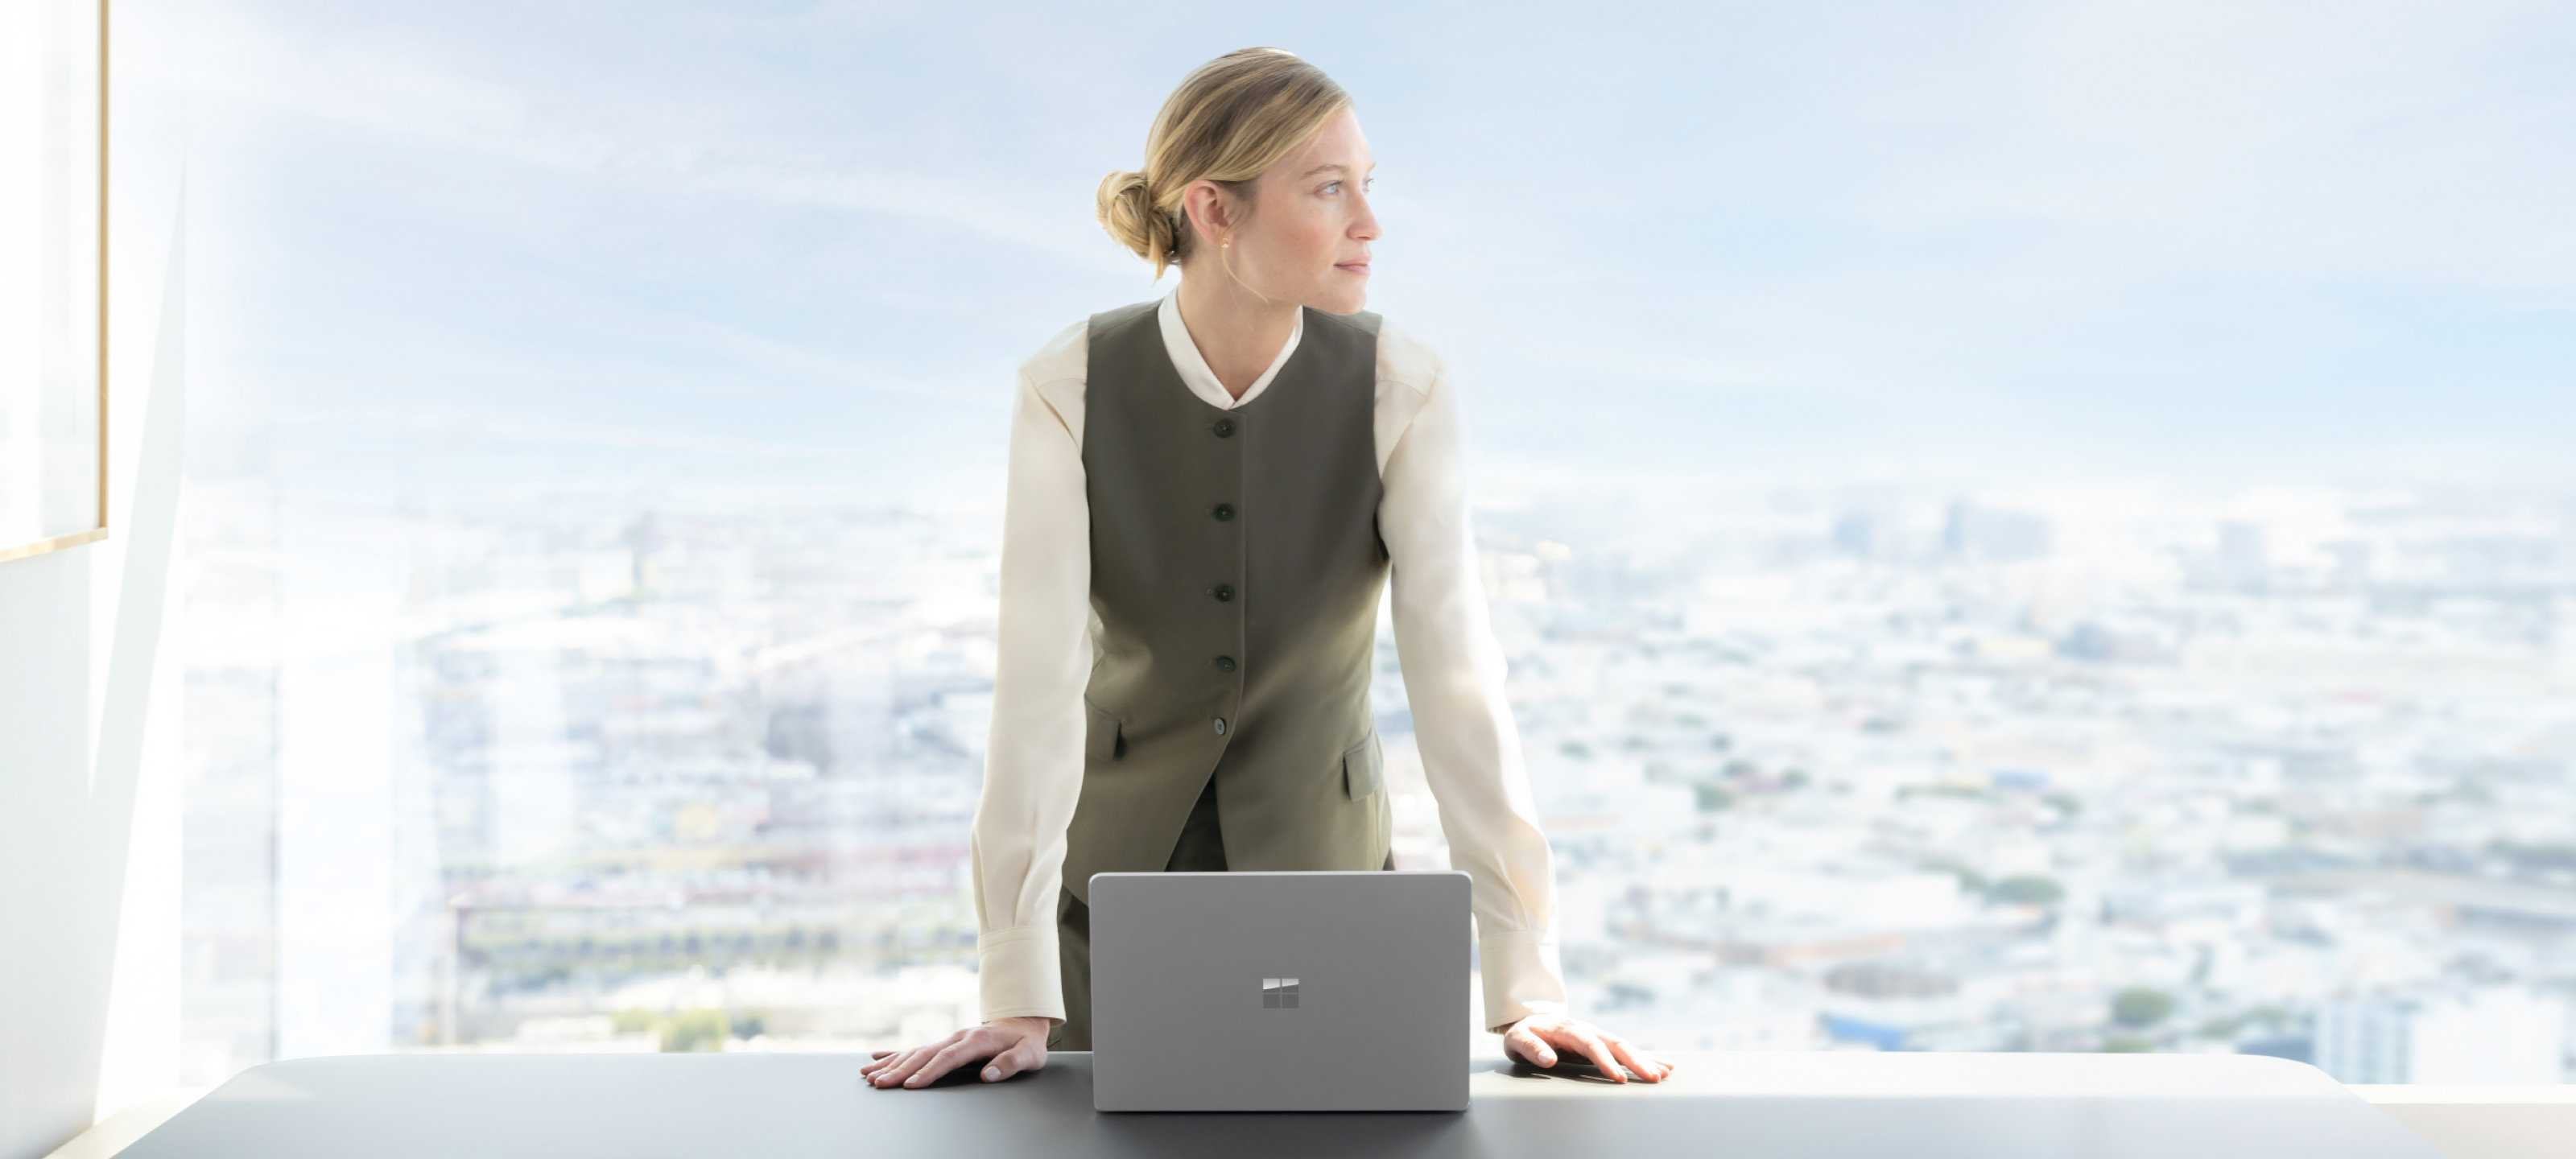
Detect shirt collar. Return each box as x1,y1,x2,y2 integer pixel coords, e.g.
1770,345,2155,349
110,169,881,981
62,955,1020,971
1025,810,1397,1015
1156,284,1302,411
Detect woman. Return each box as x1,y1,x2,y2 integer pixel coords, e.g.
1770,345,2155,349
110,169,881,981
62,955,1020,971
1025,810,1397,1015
864,47,1672,1090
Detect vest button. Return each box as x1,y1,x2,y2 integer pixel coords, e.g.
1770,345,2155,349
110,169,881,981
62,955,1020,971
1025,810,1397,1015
1212,502,1235,522
1215,655,1236,673
1212,584,1234,602
1213,717,1228,735
1212,419,1236,438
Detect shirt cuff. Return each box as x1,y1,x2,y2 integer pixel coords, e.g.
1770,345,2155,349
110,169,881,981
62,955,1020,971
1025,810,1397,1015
977,923,1066,1025
1476,926,1569,1033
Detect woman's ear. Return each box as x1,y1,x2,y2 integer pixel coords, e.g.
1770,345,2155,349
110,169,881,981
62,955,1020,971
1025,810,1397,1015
1181,178,1238,245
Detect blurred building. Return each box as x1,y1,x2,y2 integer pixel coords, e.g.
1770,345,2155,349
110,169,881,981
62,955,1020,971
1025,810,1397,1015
2316,989,2566,1083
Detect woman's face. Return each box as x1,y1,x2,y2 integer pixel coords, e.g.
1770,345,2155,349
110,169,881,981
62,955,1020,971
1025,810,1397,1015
1194,107,1379,314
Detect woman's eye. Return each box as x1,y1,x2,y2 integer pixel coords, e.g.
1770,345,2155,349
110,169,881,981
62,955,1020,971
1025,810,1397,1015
1323,181,1340,194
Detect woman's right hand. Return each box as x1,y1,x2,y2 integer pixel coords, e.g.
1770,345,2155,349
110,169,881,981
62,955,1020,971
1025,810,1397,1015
861,1016,1052,1088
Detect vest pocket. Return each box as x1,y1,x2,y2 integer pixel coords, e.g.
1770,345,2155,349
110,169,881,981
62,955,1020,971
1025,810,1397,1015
1342,730,1383,799
1085,700,1123,761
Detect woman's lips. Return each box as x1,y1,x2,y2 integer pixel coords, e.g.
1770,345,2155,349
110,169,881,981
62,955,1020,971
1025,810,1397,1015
1336,261,1370,274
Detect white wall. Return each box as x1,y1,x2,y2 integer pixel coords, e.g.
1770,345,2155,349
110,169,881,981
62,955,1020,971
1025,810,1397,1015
0,1,188,1155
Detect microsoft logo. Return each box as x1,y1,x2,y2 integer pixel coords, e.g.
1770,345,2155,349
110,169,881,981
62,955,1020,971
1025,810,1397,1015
1261,978,1301,1009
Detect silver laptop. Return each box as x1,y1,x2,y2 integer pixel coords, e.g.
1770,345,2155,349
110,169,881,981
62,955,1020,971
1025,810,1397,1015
1088,869,1471,1112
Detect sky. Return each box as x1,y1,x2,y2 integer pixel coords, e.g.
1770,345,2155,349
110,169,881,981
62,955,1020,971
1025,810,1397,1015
183,0,2576,511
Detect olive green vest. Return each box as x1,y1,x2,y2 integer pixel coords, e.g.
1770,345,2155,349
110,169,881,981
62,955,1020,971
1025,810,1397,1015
1061,299,1392,904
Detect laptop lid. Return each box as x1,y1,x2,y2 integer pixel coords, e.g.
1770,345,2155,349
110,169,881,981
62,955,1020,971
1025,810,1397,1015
1088,869,1472,1112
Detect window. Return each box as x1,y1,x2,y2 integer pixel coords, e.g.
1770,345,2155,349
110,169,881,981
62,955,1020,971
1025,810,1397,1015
181,5,2576,1084
0,0,105,561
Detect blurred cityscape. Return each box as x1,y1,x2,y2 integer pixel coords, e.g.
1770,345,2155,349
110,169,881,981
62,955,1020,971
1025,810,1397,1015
180,477,2576,1084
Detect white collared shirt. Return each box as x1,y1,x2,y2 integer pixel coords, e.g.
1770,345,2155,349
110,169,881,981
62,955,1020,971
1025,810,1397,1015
971,283,1567,1033
1154,282,1304,409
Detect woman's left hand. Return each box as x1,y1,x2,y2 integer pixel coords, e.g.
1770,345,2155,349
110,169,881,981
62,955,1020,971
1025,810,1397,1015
1501,1013,1674,1083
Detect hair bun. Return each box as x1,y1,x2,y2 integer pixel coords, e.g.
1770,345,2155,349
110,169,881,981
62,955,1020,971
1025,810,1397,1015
1094,169,1177,269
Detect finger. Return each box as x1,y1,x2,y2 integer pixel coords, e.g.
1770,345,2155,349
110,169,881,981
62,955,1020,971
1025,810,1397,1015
974,1033,1019,1083
982,1037,1046,1083
868,1046,927,1087
1604,1034,1663,1083
873,1041,949,1087
1630,1042,1676,1080
1506,1025,1557,1067
1595,1032,1654,1080
879,1046,936,1087
1567,1030,1625,1083
903,1037,989,1087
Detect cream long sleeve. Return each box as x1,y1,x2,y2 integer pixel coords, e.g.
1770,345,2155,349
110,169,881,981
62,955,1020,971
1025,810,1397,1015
971,287,1567,1033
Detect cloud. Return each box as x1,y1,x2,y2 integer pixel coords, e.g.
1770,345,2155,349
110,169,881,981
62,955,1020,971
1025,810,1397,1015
187,0,2576,490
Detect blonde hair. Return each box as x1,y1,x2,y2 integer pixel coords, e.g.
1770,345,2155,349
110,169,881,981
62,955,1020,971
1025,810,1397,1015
1096,47,1352,282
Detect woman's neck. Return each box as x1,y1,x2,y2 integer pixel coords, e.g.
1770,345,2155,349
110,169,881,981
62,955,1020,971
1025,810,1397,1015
1173,267,1300,400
